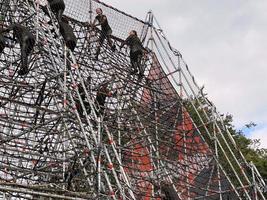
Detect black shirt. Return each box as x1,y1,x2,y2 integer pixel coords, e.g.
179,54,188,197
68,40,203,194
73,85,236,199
95,14,111,33
161,185,180,200
0,28,5,48
78,84,86,100
123,34,144,53
59,21,77,43
96,85,111,106
48,0,65,11
4,23,34,44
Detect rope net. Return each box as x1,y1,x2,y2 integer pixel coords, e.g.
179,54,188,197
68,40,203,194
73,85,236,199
0,0,265,199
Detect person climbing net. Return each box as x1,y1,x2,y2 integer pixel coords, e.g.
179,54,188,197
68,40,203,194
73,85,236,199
0,22,35,75
120,30,147,78
90,8,116,60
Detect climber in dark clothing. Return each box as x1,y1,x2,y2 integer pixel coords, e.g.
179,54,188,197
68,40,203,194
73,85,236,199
0,36,5,53
0,23,35,75
95,81,116,117
64,156,78,190
0,21,6,53
41,0,65,22
0,22,16,54
161,184,180,200
0,18,14,54
34,80,47,125
59,17,77,52
48,0,65,22
120,30,146,77
76,77,92,118
76,84,88,118
59,17,77,71
92,8,116,60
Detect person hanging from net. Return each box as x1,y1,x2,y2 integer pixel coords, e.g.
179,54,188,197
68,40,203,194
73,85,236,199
91,8,116,60
40,0,65,23
39,0,65,39
160,182,180,200
64,155,78,190
59,17,77,71
0,23,35,75
95,80,117,117
120,30,147,78
0,19,16,54
76,76,92,119
0,19,6,54
34,79,47,125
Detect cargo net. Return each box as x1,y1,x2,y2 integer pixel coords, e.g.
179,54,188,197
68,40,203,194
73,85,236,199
0,0,264,200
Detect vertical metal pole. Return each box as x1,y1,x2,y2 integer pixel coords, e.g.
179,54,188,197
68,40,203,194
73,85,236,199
117,116,121,159
140,11,150,43
178,55,182,97
213,107,223,200
153,93,159,198
149,12,156,198
97,116,102,197
251,161,258,200
63,46,67,108
89,0,92,23
149,13,154,52
181,107,190,199
35,0,40,43
62,45,67,190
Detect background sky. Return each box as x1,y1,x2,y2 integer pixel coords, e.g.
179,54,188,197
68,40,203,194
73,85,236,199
101,0,267,148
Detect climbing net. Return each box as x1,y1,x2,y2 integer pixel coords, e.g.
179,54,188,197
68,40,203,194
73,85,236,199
0,0,266,199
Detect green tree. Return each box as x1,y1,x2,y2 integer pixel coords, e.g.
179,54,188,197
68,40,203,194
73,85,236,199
223,116,267,181
184,97,267,191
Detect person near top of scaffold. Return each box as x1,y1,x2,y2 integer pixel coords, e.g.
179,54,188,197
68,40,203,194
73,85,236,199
41,0,66,23
58,16,77,71
120,30,147,78
0,22,35,75
59,16,77,52
91,8,116,60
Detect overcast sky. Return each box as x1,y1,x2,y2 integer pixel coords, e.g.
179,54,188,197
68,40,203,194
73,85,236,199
99,0,267,148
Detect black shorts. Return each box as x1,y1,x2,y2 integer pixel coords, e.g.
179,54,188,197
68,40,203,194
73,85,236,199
100,29,112,38
50,0,65,11
26,36,35,53
130,50,142,60
0,39,5,52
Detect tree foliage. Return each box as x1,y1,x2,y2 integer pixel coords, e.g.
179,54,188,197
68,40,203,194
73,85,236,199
226,117,267,181
184,97,267,188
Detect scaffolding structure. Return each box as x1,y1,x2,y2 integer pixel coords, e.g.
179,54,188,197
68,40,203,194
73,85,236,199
0,0,266,199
